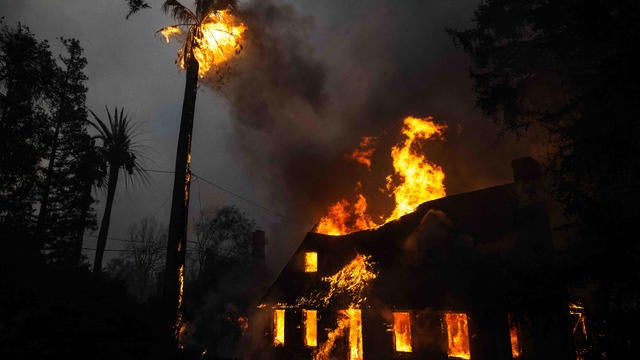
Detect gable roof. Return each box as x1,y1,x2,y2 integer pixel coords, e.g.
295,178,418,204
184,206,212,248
259,182,537,310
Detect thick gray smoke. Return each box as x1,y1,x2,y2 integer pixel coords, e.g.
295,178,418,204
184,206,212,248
201,0,544,268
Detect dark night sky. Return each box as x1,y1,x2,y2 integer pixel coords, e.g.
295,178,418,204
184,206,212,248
1,0,545,274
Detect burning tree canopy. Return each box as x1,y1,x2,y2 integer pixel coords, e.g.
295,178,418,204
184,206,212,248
159,2,246,78
316,116,447,235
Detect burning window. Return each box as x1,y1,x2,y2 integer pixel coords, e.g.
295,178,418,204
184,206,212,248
273,309,285,346
303,309,317,347
508,313,521,358
444,312,471,360
393,312,412,352
305,252,318,272
342,308,364,360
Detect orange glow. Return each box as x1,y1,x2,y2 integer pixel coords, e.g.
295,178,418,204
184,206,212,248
320,254,377,307
273,309,285,346
393,312,412,353
316,116,446,235
315,311,349,360
303,309,318,347
315,193,376,235
445,312,471,359
344,309,364,360
162,9,246,77
305,252,318,272
347,136,378,168
508,313,521,358
160,26,181,43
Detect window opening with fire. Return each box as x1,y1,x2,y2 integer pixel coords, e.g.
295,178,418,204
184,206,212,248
303,309,318,347
273,309,285,346
305,251,318,272
393,312,412,352
444,312,471,360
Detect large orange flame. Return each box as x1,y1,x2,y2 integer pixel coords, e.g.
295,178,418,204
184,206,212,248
162,9,246,77
316,116,446,235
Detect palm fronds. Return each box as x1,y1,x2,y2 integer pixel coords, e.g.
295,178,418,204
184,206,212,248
89,106,149,187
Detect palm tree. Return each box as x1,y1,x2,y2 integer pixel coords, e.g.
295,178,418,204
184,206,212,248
89,106,147,272
158,0,242,350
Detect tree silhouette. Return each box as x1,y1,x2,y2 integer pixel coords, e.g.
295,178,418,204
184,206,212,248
89,106,147,272
157,0,243,353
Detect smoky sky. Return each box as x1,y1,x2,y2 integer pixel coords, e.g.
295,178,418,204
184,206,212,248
1,0,544,273
212,0,543,232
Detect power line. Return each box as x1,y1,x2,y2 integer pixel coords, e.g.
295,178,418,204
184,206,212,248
141,167,309,228
190,170,308,227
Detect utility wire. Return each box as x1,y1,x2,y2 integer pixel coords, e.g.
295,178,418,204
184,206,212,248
142,167,310,228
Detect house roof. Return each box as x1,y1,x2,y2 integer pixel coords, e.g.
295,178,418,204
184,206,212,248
259,182,547,310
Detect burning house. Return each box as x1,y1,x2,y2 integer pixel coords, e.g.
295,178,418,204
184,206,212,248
246,157,576,360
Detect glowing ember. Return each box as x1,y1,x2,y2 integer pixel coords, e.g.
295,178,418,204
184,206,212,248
176,263,186,347
305,252,318,272
393,312,412,353
508,313,521,358
273,309,285,346
444,312,471,359
316,116,446,235
161,9,246,77
303,309,318,347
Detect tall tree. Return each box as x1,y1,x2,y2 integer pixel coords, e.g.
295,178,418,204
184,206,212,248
89,106,147,272
157,0,242,353
37,38,99,267
0,22,55,265
1,23,98,268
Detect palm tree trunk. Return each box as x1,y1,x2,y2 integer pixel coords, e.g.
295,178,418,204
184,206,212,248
93,164,119,272
162,54,199,353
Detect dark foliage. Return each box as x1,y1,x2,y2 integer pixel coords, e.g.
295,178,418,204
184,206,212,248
448,1,640,357
125,0,151,20
0,21,99,268
1,265,158,360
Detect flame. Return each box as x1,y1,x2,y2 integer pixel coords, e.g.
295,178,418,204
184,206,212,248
508,313,520,358
384,116,446,221
319,254,377,307
162,9,246,77
161,26,181,43
273,309,285,346
315,193,376,235
347,136,378,168
303,309,318,347
444,312,471,359
393,312,412,352
315,308,363,360
316,116,446,235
